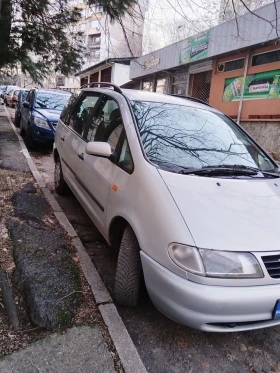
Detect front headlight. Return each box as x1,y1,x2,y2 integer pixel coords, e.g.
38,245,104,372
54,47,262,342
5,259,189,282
34,116,49,128
168,244,263,278
199,249,263,278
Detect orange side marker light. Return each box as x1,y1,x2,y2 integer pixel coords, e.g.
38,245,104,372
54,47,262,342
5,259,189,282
112,185,118,191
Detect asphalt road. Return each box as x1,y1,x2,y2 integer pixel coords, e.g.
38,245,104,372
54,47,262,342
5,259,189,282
7,106,280,373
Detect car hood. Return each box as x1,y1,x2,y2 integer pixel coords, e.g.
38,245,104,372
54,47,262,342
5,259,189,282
159,169,280,252
35,109,61,122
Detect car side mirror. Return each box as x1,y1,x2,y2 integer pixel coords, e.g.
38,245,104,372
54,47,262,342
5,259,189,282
23,101,30,108
85,142,112,158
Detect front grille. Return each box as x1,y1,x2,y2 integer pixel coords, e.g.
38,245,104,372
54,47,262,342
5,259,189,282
262,255,280,278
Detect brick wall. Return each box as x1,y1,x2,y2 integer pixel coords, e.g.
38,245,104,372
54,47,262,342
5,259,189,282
241,121,280,159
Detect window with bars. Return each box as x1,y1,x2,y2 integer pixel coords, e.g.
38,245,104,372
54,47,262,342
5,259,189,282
189,70,212,103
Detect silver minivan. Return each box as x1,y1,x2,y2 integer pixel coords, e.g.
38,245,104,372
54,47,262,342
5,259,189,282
54,84,280,332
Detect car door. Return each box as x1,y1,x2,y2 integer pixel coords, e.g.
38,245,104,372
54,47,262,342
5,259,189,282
75,94,124,235
21,91,34,131
57,91,102,198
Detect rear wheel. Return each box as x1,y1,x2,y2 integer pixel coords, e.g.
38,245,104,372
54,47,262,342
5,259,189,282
54,157,69,195
14,114,20,127
19,118,25,136
114,226,143,306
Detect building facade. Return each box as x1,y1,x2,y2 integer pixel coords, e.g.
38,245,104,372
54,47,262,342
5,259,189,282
129,1,280,156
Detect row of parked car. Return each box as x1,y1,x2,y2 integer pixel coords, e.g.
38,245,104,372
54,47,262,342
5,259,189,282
1,85,72,148
0,85,22,108
2,82,280,333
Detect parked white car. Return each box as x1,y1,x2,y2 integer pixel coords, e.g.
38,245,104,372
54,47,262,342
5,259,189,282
54,83,280,332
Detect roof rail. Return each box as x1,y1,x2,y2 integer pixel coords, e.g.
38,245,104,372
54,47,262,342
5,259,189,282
168,94,212,107
80,82,122,94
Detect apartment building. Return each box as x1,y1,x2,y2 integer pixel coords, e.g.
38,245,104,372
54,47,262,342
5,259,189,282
41,1,146,90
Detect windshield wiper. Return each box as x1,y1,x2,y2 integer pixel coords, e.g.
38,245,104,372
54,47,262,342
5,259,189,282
202,164,260,172
179,167,259,176
179,164,279,177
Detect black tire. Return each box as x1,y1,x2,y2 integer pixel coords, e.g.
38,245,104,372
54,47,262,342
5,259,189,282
54,157,69,195
24,125,34,149
114,226,143,307
19,118,25,136
14,114,20,127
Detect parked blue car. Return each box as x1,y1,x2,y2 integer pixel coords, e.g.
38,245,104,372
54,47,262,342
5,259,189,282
20,88,72,148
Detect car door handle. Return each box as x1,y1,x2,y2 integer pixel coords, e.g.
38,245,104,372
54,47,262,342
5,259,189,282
61,136,65,141
78,153,84,160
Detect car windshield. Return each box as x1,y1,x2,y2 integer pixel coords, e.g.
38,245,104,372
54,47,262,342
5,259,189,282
35,92,71,111
131,101,277,174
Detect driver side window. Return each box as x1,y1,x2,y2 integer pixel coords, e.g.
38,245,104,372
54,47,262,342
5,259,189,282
68,92,100,140
90,96,123,152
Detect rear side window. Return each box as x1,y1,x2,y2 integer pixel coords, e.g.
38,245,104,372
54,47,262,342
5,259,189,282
21,90,29,102
27,91,35,105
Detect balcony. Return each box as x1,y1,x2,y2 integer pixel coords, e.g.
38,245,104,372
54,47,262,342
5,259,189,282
88,40,101,48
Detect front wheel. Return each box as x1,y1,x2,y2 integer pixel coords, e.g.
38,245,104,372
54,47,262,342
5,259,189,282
114,226,143,306
54,157,69,195
24,125,34,149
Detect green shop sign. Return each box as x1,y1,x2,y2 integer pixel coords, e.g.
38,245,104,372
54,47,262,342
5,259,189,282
179,30,210,64
223,69,280,102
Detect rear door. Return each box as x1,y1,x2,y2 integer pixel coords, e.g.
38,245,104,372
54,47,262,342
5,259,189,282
75,94,124,234
21,91,34,130
57,91,101,196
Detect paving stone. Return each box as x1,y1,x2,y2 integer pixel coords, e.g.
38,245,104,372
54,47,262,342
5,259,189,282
0,326,115,373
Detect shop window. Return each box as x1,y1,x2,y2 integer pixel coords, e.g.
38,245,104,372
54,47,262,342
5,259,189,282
252,49,280,66
156,78,167,93
142,81,154,91
217,58,244,73
189,70,212,103
171,72,188,95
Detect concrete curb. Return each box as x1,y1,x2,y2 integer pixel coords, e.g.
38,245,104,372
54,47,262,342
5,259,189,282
4,106,148,373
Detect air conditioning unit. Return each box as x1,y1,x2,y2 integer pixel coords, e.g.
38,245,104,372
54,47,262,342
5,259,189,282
217,62,225,73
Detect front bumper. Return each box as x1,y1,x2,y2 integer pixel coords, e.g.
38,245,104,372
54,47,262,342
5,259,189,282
141,251,280,332
31,124,55,143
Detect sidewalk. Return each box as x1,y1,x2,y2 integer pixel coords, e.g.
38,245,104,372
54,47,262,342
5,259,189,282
0,108,116,372
0,326,115,373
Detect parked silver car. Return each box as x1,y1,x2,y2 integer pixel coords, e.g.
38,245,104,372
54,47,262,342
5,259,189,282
54,83,280,332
